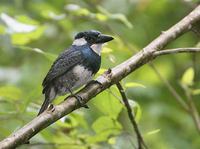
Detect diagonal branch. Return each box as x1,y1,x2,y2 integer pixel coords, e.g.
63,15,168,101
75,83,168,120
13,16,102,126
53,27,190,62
116,82,148,149
154,48,200,56
1,5,200,149
181,84,200,133
149,63,189,112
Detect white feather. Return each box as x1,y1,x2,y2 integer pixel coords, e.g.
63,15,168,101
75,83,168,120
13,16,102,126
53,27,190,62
72,38,87,46
73,65,93,89
90,44,103,55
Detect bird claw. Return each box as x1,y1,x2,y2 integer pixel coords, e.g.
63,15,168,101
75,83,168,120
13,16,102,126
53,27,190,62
47,103,55,113
106,68,112,74
69,94,89,109
86,80,103,89
105,68,112,78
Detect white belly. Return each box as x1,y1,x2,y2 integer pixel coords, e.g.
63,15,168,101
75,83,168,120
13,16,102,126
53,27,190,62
72,65,93,89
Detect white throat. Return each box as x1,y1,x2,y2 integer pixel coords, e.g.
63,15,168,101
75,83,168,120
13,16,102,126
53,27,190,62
72,38,87,46
90,44,103,56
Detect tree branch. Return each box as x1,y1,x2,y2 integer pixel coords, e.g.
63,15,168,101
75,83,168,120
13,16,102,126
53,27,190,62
151,46,200,132
1,5,200,149
116,82,147,149
154,48,200,56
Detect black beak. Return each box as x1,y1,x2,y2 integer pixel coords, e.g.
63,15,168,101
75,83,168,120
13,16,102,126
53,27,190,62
96,34,114,43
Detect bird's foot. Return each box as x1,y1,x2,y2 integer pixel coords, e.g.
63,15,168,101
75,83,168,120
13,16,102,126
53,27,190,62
47,103,55,113
69,94,89,109
105,68,112,77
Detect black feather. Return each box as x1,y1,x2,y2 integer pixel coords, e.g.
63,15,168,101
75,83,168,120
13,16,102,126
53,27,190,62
42,46,84,90
38,91,50,115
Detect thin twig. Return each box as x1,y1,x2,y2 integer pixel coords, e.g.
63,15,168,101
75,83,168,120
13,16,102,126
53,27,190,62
152,46,200,132
116,82,148,149
153,46,200,132
149,63,189,112
154,48,200,56
181,85,200,133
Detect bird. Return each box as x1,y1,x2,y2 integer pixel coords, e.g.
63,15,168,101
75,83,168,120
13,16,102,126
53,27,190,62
38,30,114,115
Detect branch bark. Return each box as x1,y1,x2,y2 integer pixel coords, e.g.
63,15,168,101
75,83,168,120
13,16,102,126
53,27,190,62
1,5,200,149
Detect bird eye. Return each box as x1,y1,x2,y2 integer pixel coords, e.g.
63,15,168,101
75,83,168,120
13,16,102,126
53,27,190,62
86,37,93,42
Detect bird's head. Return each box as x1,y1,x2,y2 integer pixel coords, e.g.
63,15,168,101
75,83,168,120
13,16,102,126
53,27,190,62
73,30,113,55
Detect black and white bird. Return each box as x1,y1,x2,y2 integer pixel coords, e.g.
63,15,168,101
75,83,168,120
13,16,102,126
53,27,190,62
38,30,113,115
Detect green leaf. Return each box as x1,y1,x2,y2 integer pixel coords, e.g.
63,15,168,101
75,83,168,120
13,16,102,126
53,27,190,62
0,25,6,34
97,6,133,28
125,82,146,88
67,5,91,17
56,116,78,128
15,46,57,61
87,116,122,143
181,67,194,86
0,86,22,100
56,113,88,129
146,129,161,136
32,48,57,61
128,100,142,122
111,14,133,29
86,131,109,143
11,26,45,45
192,89,200,95
102,47,113,54
92,86,123,119
77,8,90,16
16,15,39,25
96,13,108,21
108,137,116,145
92,116,122,133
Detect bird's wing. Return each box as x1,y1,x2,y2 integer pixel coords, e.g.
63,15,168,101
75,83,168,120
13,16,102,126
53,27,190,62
42,46,84,91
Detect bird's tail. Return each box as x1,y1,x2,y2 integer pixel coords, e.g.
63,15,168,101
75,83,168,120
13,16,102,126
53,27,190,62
37,96,50,116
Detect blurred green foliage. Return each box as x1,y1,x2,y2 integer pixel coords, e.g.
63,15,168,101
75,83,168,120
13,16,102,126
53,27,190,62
0,0,200,149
